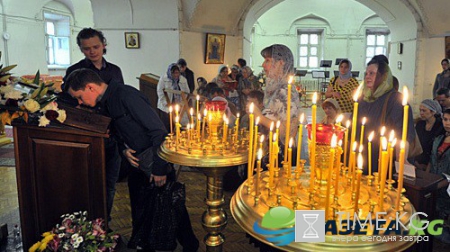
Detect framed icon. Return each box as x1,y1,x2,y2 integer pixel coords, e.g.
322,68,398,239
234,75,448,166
205,33,226,64
125,32,140,49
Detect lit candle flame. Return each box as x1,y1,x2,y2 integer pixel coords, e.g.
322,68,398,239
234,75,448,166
223,114,227,121
346,120,351,128
312,92,317,104
175,116,179,123
391,138,397,147
389,130,395,142
255,116,260,125
338,139,342,146
299,113,305,123
368,131,375,142
359,145,364,153
169,105,173,112
175,104,179,112
273,133,277,142
352,141,358,151
203,108,207,117
331,134,337,148
400,140,405,149
190,107,194,116
380,126,386,136
224,118,229,125
257,148,263,160
353,84,363,101
336,114,344,124
362,117,367,125
289,137,293,148
382,137,388,150
260,135,265,143
196,95,200,101
288,76,294,84
237,112,240,118
249,103,254,114
270,121,274,131
402,86,408,106
276,120,281,129
357,153,363,169
198,113,201,120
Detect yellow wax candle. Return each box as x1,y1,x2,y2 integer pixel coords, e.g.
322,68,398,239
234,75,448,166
350,87,361,160
259,135,265,151
187,123,191,147
269,122,274,171
284,76,293,163
344,120,350,167
379,138,388,209
235,113,240,139
389,138,397,182
269,133,277,188
222,115,228,143
275,121,280,170
378,126,386,178
190,107,194,126
247,103,254,182
354,153,363,214
175,116,180,149
326,135,337,219
296,114,305,170
252,117,260,174
169,105,173,134
368,131,375,176
196,95,200,117
255,149,263,196
175,104,179,119
288,138,293,171
395,141,406,211
401,86,409,144
208,113,212,142
197,113,201,138
334,141,342,196
201,109,207,142
359,117,366,147
310,93,317,192
350,142,357,191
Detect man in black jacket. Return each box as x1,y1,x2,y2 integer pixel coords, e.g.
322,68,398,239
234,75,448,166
177,58,195,93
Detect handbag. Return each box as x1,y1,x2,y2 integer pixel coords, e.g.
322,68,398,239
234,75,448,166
380,91,422,158
136,147,154,178
130,181,186,251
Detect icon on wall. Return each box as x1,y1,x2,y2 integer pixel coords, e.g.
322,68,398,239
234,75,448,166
205,33,226,64
125,32,140,49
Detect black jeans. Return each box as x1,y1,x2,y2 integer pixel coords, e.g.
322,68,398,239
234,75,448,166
104,138,121,221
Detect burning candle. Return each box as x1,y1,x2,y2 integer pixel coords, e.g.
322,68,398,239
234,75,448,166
187,123,191,147
353,145,363,191
284,76,293,163
196,95,200,117
379,138,388,209
269,122,274,171
368,131,375,176
335,140,342,196
336,114,344,127
350,85,362,160
252,117,260,174
175,104,180,119
269,133,277,188
275,120,280,170
190,107,194,126
395,141,406,211
359,117,367,147
247,103,255,182
222,115,228,143
350,142,357,188
378,126,386,177
389,138,397,182
235,113,240,139
296,113,304,169
201,109,207,141
401,86,409,145
354,153,363,215
288,138,293,171
310,93,317,192
325,134,337,219
197,113,201,138
175,116,180,150
169,105,173,134
256,148,263,196
344,120,351,167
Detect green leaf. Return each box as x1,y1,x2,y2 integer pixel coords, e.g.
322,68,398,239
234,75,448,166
33,70,40,85
0,64,17,73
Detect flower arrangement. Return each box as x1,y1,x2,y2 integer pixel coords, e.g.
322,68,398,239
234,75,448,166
0,70,66,127
29,211,119,252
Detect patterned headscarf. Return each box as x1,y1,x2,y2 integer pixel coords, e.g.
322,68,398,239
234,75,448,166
362,60,393,102
167,63,181,103
339,59,353,80
421,99,442,117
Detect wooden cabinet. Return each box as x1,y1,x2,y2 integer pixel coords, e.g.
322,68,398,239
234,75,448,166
13,124,108,249
139,73,160,111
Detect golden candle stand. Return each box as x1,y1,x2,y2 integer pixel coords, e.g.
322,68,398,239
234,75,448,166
158,101,249,252
230,159,417,251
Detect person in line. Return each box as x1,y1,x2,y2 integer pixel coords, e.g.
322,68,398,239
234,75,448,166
64,68,199,252
157,63,190,132
212,65,239,110
60,27,124,223
196,77,208,97
177,58,195,94
238,66,262,114
433,59,450,98
357,57,415,173
414,99,444,170
252,44,301,164
321,98,341,125
427,108,450,244
237,58,247,72
436,87,450,111
325,59,359,115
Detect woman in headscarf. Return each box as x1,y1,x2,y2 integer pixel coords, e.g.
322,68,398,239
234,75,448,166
157,63,190,131
325,59,359,115
252,44,301,151
357,58,415,174
212,64,240,111
321,98,341,125
211,64,233,89
414,99,444,169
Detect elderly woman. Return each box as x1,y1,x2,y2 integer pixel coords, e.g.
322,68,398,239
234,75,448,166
156,63,190,131
252,44,301,149
414,99,444,169
321,98,341,125
357,58,415,173
325,59,359,114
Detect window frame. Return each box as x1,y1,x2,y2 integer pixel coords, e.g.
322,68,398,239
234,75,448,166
297,29,324,69
44,10,71,68
365,29,390,65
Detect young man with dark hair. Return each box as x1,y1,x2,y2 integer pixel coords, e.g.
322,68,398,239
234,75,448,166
436,87,450,110
177,58,195,93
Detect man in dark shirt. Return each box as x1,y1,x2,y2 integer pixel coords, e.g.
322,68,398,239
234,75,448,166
177,58,195,93
60,28,124,224
64,68,199,252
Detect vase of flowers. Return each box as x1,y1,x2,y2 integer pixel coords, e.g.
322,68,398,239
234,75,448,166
29,211,119,252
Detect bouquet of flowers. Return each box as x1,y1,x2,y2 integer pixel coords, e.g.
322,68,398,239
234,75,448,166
0,70,66,127
29,211,119,252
